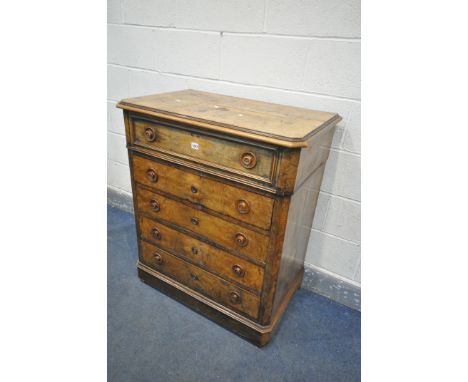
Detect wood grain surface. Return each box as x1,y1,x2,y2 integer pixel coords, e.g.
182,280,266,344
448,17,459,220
118,89,341,147
140,243,260,319
119,90,341,345
132,154,275,230
139,216,265,292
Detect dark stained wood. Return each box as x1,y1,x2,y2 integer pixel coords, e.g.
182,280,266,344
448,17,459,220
119,90,340,346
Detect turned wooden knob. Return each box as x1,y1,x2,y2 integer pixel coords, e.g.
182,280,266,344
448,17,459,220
152,253,163,265
240,152,257,169
236,199,250,215
146,169,158,183
191,217,199,225
144,127,157,142
191,247,199,255
232,264,245,277
229,292,241,304
149,199,160,212
151,227,161,240
234,233,248,247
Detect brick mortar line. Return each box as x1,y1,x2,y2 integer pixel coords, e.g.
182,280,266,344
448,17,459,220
108,158,129,168
107,63,362,102
108,130,125,137
107,22,361,42
118,0,123,23
337,146,361,156
319,191,361,204
218,31,223,80
330,147,361,158
262,0,268,33
321,194,332,231
310,228,360,246
337,110,353,149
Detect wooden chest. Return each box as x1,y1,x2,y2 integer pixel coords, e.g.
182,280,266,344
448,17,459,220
117,90,341,346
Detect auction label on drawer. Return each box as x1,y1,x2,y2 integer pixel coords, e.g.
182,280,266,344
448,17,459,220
191,142,200,150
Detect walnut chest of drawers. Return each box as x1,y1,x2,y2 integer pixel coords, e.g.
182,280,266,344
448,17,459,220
117,90,341,346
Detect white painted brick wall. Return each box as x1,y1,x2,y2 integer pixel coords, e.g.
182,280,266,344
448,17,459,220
306,230,360,280
107,101,125,135
121,0,265,32
107,0,123,24
321,150,361,201
221,35,310,89
107,0,361,285
316,195,361,243
107,132,129,166
108,25,158,69
156,30,220,78
303,40,360,98
266,0,361,38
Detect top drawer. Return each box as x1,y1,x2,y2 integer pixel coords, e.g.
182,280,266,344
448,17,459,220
129,115,276,183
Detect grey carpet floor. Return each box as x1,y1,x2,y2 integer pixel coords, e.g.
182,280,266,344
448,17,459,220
108,205,360,382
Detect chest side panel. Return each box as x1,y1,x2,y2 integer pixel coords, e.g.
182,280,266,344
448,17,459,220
270,125,336,317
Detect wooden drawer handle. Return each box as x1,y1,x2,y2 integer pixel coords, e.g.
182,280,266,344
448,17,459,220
146,169,158,183
232,264,245,278
229,292,241,304
236,200,250,215
191,217,199,225
240,152,257,169
151,228,161,240
234,233,248,247
152,253,163,265
191,247,199,255
144,127,157,142
149,199,160,212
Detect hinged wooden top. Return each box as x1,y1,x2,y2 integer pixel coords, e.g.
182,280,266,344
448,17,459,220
117,90,341,148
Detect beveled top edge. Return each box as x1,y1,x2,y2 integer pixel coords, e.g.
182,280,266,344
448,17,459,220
117,90,342,148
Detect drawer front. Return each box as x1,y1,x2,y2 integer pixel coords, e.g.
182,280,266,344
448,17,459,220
140,241,260,318
131,117,275,181
132,155,274,230
136,186,270,263
139,216,264,291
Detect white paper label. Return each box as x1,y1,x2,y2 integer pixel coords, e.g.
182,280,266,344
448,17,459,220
191,142,200,150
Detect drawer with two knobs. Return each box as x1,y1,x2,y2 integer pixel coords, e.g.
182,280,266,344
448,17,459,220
132,154,275,230
130,116,277,184
135,185,270,263
138,215,264,292
139,240,261,319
